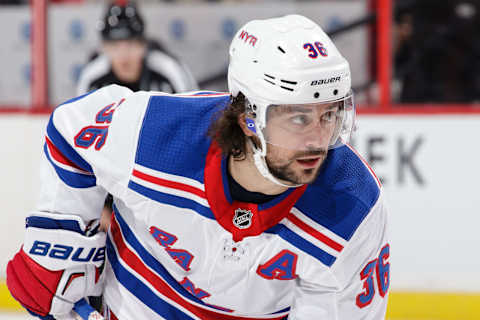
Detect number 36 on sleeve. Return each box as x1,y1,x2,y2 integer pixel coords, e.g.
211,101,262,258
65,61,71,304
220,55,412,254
356,244,390,308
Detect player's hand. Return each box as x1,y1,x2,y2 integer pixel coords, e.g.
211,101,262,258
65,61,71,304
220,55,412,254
7,248,104,318
6,211,107,319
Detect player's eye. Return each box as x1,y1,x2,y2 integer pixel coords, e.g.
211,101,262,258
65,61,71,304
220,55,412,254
289,114,312,126
321,111,336,123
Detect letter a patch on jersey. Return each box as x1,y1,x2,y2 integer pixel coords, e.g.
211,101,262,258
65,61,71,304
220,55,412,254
256,249,298,280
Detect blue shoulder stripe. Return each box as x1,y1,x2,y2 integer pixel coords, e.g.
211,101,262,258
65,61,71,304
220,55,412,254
44,143,96,188
295,146,380,241
46,115,93,173
266,224,336,267
134,94,229,181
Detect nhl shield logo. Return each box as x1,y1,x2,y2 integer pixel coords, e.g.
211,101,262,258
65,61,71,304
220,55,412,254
233,208,253,229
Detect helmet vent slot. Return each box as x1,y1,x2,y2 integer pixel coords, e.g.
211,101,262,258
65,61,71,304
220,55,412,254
263,75,296,91
281,79,297,85
277,46,286,54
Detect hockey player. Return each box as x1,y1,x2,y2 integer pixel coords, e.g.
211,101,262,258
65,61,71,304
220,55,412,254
76,0,198,95
6,15,389,320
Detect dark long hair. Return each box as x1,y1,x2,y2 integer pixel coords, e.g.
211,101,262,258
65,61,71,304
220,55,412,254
208,93,248,159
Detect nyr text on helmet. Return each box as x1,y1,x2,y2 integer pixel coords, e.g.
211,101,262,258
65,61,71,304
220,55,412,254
238,30,257,47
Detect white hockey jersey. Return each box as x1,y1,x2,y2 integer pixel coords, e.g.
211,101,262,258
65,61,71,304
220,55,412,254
33,84,389,319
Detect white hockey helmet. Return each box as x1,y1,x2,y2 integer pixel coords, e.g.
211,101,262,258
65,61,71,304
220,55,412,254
228,15,355,186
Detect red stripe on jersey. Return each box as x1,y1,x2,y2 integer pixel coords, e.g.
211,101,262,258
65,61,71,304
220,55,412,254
287,213,344,252
45,136,86,171
110,214,287,320
109,309,119,320
132,169,206,199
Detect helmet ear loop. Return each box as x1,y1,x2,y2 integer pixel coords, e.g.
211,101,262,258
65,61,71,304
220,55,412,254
244,103,300,188
244,100,267,157
246,135,267,157
256,130,267,157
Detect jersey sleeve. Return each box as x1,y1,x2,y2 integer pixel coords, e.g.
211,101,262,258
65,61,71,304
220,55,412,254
289,192,390,319
36,84,142,224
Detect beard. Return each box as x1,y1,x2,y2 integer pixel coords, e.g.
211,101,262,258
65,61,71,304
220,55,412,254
265,147,328,185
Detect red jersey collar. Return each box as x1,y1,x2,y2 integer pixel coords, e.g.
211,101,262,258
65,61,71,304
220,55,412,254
204,143,307,242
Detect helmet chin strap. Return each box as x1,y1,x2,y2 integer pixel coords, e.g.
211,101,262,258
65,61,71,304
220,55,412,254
248,140,303,188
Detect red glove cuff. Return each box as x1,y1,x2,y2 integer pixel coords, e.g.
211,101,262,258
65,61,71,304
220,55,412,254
6,248,63,316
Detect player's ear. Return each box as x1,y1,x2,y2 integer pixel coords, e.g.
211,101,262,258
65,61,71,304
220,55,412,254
238,113,255,137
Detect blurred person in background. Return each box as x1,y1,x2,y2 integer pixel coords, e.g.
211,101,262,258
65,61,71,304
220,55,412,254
78,0,198,232
394,0,480,103
77,0,198,96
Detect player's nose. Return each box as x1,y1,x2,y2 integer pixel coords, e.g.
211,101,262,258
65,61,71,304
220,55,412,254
303,126,329,149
